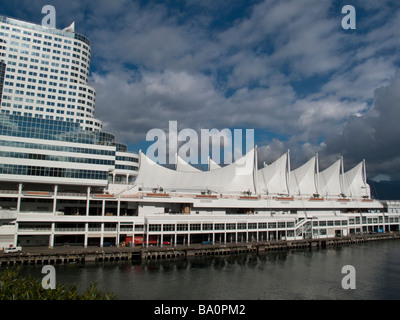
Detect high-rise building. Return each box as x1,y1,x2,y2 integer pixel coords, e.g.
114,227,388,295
0,15,139,188
0,15,101,131
0,16,140,248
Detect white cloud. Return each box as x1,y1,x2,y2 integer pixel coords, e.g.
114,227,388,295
6,0,400,178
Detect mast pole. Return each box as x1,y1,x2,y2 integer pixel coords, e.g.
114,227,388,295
315,153,319,196
287,149,291,196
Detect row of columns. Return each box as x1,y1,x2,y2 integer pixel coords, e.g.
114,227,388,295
145,230,285,248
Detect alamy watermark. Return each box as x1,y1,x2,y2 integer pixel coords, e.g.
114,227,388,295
41,265,56,290
341,265,356,290
41,4,356,31
41,5,56,29
146,121,255,168
342,5,356,30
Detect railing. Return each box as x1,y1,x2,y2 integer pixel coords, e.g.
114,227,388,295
115,183,137,195
55,228,85,232
18,227,51,232
19,211,54,215
57,192,87,197
88,228,101,232
120,227,133,232
0,208,17,212
295,219,312,238
0,190,18,195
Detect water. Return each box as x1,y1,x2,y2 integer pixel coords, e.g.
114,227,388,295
20,241,400,300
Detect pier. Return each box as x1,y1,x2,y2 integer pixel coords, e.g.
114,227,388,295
1,232,400,267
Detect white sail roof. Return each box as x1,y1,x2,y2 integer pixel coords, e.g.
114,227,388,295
176,155,202,173
208,157,222,171
319,159,342,197
257,153,288,195
133,148,371,199
342,162,369,198
290,157,317,196
135,149,256,194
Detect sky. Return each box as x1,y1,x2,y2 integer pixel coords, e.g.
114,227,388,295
2,0,400,181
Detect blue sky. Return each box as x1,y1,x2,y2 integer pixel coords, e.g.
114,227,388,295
2,0,400,180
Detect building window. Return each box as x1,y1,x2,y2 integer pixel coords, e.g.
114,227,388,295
226,223,236,230
163,224,175,232
278,222,286,229
134,225,144,231
149,224,161,232
190,224,201,231
258,223,267,230
215,223,225,231
287,221,295,228
177,224,188,231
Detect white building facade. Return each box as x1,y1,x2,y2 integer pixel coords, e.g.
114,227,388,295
1,148,399,249
0,16,140,249
0,15,101,131
0,16,399,250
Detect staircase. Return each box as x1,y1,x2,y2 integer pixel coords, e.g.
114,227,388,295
295,219,312,239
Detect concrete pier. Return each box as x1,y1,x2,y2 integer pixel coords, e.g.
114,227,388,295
1,232,399,267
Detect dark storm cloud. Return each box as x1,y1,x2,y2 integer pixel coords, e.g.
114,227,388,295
324,72,400,179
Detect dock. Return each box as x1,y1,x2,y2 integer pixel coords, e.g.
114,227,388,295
1,233,399,267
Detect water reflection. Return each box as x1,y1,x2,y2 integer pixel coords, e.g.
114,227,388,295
19,241,400,300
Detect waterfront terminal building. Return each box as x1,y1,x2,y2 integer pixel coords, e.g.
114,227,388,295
0,16,399,249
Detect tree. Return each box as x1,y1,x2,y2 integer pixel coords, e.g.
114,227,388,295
0,267,117,300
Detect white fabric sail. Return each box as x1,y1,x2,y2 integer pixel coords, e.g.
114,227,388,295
133,148,370,198
135,149,256,194
176,155,202,173
290,157,317,196
208,157,221,171
342,162,369,198
257,153,288,195
319,159,342,197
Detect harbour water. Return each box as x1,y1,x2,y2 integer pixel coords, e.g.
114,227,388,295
21,240,400,300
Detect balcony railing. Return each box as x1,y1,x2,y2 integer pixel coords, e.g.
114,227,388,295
55,228,85,232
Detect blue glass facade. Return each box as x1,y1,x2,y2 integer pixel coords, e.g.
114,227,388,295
0,114,138,184
0,140,115,156
0,151,115,165
0,113,115,145
0,164,108,180
0,61,5,105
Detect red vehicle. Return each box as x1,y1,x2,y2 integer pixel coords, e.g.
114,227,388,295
134,236,157,246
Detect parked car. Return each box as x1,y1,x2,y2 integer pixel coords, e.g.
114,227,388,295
163,241,171,245
4,246,22,254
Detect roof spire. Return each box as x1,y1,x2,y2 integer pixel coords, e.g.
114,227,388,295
63,21,75,33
